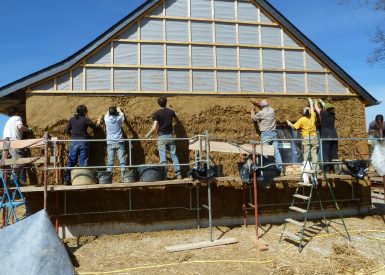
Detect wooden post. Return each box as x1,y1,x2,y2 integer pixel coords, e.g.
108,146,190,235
43,132,50,209
252,143,258,239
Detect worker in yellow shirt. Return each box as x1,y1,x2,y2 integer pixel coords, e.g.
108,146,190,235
286,98,319,169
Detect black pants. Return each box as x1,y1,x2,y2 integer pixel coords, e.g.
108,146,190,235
322,140,338,172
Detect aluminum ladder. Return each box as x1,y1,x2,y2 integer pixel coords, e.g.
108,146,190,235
279,138,351,251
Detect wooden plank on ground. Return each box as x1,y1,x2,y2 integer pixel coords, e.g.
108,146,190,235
0,137,58,150
189,140,274,156
165,238,238,253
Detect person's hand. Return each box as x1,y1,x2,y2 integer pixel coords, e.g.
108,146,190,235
145,132,151,139
307,97,314,105
250,99,259,106
117,107,122,113
286,120,293,127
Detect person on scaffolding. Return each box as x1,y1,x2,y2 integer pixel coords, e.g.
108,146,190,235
314,100,338,173
286,98,319,170
64,105,102,185
145,97,182,180
250,99,283,175
368,115,384,151
104,106,126,182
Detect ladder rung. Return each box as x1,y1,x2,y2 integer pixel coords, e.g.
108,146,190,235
298,182,312,187
281,230,301,242
1,201,25,207
293,194,310,200
285,218,304,227
289,206,307,213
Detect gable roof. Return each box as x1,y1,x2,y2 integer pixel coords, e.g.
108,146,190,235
0,0,379,106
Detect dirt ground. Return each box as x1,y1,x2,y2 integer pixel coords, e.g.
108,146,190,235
67,213,385,275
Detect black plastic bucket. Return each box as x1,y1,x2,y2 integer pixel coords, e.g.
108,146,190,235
137,166,163,182
97,171,112,184
213,165,223,177
122,169,137,183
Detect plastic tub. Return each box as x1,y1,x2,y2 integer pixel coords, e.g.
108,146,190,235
71,169,97,186
122,169,137,183
137,166,163,182
97,171,112,184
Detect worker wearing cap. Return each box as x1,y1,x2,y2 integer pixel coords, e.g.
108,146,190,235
368,114,384,150
315,100,338,173
251,99,283,173
286,98,318,169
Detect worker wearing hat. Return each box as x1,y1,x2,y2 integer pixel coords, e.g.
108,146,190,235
315,100,338,173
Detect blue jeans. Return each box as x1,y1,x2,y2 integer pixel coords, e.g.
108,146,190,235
65,141,89,182
261,130,282,171
158,134,181,178
106,142,126,177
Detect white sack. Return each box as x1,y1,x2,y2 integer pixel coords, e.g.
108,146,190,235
371,144,385,176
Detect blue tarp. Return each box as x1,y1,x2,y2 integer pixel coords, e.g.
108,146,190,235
0,210,75,275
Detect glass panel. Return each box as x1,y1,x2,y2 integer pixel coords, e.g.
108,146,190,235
238,25,259,45
306,53,324,71
140,19,163,40
215,23,236,43
141,44,163,66
216,47,237,67
167,45,189,66
113,43,137,65
86,68,110,90
86,44,111,64
259,11,273,23
32,80,54,91
307,74,326,93
193,70,215,91
241,72,261,92
286,73,305,93
167,70,190,91
118,25,138,40
149,3,164,16
57,72,70,91
261,26,281,46
192,46,214,67
141,69,164,91
166,0,188,17
283,32,300,47
191,0,212,18
264,72,283,93
217,71,238,92
240,48,260,68
285,50,304,70
214,0,235,20
72,67,83,90
237,1,258,22
114,69,137,91
166,20,189,41
191,22,213,42
262,49,282,69
328,74,347,94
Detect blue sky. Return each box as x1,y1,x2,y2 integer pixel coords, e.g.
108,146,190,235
0,0,384,135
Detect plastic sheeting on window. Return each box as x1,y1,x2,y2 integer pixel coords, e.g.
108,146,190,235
166,20,189,41
140,19,163,40
191,0,212,18
118,25,138,40
192,46,214,67
217,71,238,92
283,32,300,47
57,72,70,91
141,69,164,91
241,71,261,92
72,67,83,90
216,47,237,68
306,53,324,71
240,48,260,68
191,22,213,42
31,79,54,91
214,0,235,20
114,69,138,91
166,0,188,17
262,49,282,69
193,70,215,91
239,25,259,45
261,26,281,46
328,74,347,94
286,73,305,93
264,72,283,93
285,50,304,70
141,44,163,65
167,70,190,91
149,2,164,16
307,73,326,93
86,68,110,90
114,43,138,65
167,45,189,66
215,23,236,43
86,44,111,64
237,1,258,22
259,11,273,23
